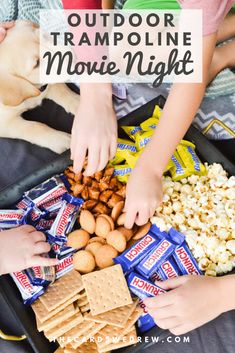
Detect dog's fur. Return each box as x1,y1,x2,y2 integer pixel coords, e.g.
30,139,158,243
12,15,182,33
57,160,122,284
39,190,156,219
0,21,80,153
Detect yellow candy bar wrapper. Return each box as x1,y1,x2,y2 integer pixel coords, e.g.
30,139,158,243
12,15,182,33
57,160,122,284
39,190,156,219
109,154,126,166
152,105,161,119
169,152,191,181
121,126,142,141
177,140,206,176
140,117,158,132
135,130,154,151
113,164,132,183
117,138,137,154
123,150,143,169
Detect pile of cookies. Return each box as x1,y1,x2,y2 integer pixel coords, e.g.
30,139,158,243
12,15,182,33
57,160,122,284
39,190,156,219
65,166,126,216
68,208,151,273
32,265,142,353
65,165,151,274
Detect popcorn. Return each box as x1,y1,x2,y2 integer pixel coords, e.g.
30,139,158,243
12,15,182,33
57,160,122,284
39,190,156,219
151,164,235,276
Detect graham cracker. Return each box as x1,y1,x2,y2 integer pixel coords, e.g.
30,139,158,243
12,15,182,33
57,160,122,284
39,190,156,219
36,303,78,332
78,290,87,299
82,265,132,316
77,296,88,307
85,300,138,328
40,270,84,312
98,327,138,353
64,341,99,353
45,311,84,341
121,306,143,337
32,295,80,323
71,322,106,349
58,321,95,347
96,306,143,350
80,304,90,314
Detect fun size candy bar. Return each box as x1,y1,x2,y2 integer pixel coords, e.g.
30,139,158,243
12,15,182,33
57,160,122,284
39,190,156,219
0,209,25,229
41,197,64,214
127,272,166,300
10,271,44,305
24,176,67,207
36,218,55,231
47,194,83,245
114,228,161,273
16,197,31,210
26,265,55,287
50,242,76,260
173,241,202,275
55,254,74,279
136,227,185,279
151,256,181,282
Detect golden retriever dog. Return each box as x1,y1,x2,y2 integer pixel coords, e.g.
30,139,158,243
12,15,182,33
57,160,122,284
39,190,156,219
0,21,80,153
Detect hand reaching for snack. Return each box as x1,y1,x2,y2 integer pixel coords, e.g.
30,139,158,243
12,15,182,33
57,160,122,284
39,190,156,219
144,275,227,335
0,22,14,42
0,225,58,275
71,83,117,177
124,158,163,229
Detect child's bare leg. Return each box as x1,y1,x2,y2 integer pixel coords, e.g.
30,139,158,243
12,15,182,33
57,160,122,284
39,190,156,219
208,14,235,83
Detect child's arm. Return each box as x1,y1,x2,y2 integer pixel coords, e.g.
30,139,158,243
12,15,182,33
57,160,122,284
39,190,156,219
0,226,58,275
62,0,117,176
144,274,235,335
124,33,217,229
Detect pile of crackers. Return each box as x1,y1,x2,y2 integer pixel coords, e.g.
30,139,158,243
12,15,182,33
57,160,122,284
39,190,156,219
32,265,143,353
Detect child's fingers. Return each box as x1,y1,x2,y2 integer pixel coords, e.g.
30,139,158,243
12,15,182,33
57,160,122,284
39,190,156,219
34,241,51,255
31,231,46,243
73,143,87,174
84,144,100,176
155,276,188,291
124,206,137,229
97,142,109,172
109,137,117,160
19,224,36,232
31,256,59,267
135,208,149,226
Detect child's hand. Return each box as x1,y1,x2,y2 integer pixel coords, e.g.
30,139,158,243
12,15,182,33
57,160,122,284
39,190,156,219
71,84,117,176
0,225,58,275
144,276,225,335
124,160,163,229
0,22,14,42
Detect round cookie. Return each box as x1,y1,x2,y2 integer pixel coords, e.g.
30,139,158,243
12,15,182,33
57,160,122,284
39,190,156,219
133,222,151,240
117,213,126,226
117,227,133,241
73,250,96,274
106,230,127,252
85,242,103,256
111,201,124,222
95,216,112,238
79,210,96,234
95,245,118,268
67,229,90,250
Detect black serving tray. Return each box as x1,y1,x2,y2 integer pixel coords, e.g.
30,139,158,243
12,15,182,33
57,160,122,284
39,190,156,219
0,95,235,353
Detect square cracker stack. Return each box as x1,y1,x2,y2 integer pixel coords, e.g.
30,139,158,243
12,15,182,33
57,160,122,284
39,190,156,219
32,266,143,353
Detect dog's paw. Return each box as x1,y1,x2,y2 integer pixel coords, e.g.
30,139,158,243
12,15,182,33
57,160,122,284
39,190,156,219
48,131,71,154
